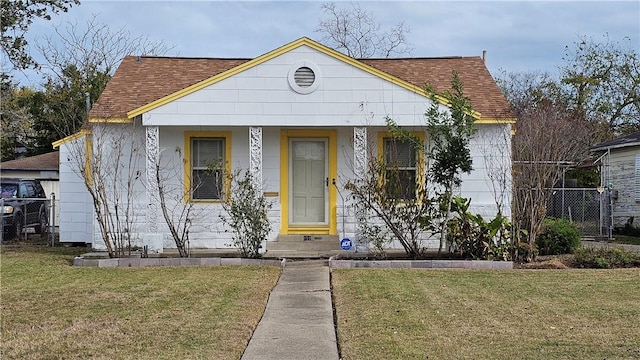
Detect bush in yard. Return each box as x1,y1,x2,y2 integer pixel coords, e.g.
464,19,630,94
535,218,581,255
447,197,512,261
220,170,272,258
574,247,640,268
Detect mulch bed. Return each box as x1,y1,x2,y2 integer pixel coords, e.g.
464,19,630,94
517,254,576,269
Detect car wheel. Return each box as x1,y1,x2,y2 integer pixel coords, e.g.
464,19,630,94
12,215,24,240
35,211,49,235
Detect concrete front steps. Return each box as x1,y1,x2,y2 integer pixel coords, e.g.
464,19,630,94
264,235,344,259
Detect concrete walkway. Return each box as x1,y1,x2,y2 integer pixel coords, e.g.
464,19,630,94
241,260,339,360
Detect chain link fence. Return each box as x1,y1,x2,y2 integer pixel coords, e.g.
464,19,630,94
0,194,59,245
546,188,611,237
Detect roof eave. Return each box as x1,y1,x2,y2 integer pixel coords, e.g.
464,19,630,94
52,129,91,149
590,141,640,152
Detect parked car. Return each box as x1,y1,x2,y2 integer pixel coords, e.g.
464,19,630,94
0,178,49,239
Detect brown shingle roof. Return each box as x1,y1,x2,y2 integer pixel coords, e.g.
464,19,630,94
90,51,513,120
0,151,59,171
90,57,249,120
361,57,513,118
590,130,640,151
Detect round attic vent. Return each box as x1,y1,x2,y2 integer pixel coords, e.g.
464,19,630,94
294,67,315,87
288,61,321,94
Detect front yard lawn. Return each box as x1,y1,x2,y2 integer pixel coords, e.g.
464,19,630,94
0,246,281,359
332,268,640,360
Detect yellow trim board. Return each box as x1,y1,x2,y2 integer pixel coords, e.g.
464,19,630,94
126,37,481,120
52,130,93,183
84,133,94,185
475,117,517,124
89,117,132,123
52,129,91,149
280,129,337,235
183,131,232,203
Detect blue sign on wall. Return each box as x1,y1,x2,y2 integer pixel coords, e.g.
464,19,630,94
340,238,353,251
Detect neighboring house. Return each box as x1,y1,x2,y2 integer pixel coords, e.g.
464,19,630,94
591,131,640,228
0,151,60,227
53,37,514,252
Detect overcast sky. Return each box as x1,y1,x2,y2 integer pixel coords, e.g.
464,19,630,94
11,0,640,87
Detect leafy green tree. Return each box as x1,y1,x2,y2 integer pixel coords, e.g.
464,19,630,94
38,64,110,141
0,75,49,160
26,16,171,151
1,0,80,69
423,71,477,253
561,35,640,135
0,65,108,160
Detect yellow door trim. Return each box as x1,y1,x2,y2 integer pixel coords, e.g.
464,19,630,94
280,129,337,235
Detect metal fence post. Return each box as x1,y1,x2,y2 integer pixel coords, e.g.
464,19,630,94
20,202,26,240
50,193,56,247
0,198,4,243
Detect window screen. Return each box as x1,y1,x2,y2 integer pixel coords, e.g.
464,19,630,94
384,138,417,200
191,138,224,200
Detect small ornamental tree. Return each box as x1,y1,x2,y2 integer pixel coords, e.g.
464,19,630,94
154,147,204,258
64,122,144,258
424,71,477,253
346,131,437,258
347,72,476,257
220,169,272,258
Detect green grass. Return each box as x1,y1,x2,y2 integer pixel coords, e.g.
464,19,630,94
332,268,640,360
1,246,281,360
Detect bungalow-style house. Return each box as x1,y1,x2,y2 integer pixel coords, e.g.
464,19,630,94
53,37,514,253
591,131,640,228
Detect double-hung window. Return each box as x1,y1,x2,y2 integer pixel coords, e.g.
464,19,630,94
191,137,225,200
383,137,418,200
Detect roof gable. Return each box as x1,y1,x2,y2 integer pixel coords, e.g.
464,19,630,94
89,37,514,123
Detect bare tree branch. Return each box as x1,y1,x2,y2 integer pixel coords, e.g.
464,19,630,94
316,2,412,58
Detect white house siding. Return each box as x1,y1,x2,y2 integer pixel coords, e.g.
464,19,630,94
86,123,147,250
604,148,640,227
344,125,511,251
59,123,510,250
58,137,94,243
461,124,513,218
136,45,451,251
153,126,250,249
148,126,359,249
142,45,445,128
